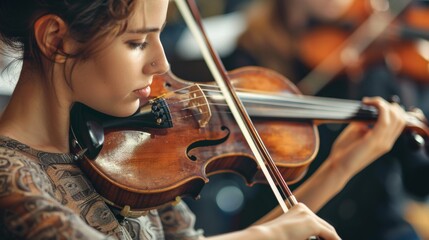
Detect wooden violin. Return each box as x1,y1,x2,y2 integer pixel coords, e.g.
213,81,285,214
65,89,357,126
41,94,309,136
70,66,429,216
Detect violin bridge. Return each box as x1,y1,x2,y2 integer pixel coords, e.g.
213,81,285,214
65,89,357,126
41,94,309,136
188,84,211,128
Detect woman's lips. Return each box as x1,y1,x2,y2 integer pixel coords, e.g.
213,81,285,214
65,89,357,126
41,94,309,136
134,86,151,98
134,86,151,106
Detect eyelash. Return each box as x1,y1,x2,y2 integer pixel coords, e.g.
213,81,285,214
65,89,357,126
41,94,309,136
128,42,149,50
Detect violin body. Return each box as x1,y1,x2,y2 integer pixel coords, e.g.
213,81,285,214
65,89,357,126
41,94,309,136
74,67,319,212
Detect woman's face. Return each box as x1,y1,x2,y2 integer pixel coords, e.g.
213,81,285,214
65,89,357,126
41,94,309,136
70,0,169,117
302,0,353,21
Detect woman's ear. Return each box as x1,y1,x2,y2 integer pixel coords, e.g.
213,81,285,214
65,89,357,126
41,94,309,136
34,14,73,63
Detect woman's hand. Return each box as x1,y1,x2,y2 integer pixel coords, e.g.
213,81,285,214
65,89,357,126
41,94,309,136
251,203,340,240
207,203,340,240
328,96,407,179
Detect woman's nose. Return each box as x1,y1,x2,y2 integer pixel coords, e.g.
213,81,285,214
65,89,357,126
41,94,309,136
144,42,170,75
151,54,170,75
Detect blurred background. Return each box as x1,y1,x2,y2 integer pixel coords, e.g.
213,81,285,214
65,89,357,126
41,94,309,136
0,51,19,111
2,0,429,239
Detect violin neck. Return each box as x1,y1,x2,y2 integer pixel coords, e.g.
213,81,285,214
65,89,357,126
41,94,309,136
235,91,429,137
237,91,378,124
202,86,428,134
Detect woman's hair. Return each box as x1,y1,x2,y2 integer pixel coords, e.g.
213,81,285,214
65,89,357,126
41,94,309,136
0,0,136,65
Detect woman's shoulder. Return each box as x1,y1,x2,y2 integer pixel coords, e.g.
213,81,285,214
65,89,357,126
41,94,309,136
0,143,55,196
0,136,75,166
0,137,45,173
0,141,41,169
0,135,39,159
0,136,60,204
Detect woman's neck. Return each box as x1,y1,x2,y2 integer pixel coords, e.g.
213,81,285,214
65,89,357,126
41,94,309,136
0,61,72,153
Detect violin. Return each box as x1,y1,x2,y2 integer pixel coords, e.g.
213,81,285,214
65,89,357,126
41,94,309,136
69,66,429,216
297,0,429,95
69,0,294,217
298,0,372,72
385,3,429,84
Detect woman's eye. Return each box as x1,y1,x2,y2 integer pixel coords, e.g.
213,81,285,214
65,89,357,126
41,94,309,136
128,42,149,50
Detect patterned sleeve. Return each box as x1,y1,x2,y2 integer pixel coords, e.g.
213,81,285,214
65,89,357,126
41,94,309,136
0,148,109,240
157,200,204,240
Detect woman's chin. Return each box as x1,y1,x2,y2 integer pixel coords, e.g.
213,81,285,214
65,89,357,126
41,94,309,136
108,103,140,118
139,98,149,107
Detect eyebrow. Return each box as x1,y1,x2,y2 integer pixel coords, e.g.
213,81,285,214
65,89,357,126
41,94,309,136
127,21,167,34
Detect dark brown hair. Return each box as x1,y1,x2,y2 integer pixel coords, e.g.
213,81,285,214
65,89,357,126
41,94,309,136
0,0,136,66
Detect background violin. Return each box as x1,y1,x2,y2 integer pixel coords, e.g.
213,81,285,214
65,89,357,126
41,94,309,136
385,2,429,84
297,0,429,94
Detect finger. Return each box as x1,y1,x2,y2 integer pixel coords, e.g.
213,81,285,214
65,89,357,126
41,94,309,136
390,103,407,137
382,103,406,139
362,98,406,151
362,97,390,133
359,98,395,154
410,108,426,121
290,204,341,240
310,213,341,240
316,224,341,240
363,97,403,140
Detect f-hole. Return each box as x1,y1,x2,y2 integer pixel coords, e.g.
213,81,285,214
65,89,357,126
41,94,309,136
187,126,230,161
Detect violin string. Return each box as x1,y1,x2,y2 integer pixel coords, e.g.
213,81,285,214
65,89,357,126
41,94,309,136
161,83,365,111
160,84,376,120
170,111,204,121
197,83,364,106
208,96,363,112
168,87,364,112
170,109,368,122
197,85,367,110
200,91,377,118
214,106,374,118
168,102,375,122
169,104,376,122
166,94,373,120
165,82,355,107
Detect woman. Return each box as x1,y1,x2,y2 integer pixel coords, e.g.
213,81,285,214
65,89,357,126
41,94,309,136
0,0,406,239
